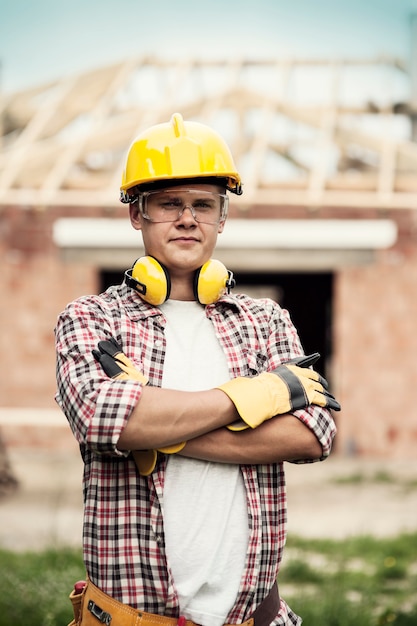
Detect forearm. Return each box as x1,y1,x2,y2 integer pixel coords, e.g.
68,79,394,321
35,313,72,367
117,386,238,450
179,414,323,464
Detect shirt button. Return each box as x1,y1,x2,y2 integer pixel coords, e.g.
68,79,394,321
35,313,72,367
154,340,163,348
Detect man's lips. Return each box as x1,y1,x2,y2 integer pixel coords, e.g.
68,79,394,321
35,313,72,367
170,236,200,243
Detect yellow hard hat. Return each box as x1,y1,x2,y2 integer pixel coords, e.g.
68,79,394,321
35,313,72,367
120,113,242,202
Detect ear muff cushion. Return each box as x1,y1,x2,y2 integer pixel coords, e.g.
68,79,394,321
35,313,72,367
131,256,171,305
194,259,229,305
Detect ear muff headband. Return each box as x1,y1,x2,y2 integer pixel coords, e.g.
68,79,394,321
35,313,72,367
125,257,234,305
125,256,171,306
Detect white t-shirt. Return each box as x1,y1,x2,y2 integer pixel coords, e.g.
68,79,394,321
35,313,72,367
161,300,249,626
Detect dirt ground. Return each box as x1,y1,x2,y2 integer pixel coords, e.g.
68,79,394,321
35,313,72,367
1,446,417,552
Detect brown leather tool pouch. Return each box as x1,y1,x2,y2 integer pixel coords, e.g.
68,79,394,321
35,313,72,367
69,580,143,626
68,581,87,626
67,578,279,626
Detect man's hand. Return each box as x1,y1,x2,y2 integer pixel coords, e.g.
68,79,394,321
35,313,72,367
93,337,148,384
93,338,185,475
217,353,341,431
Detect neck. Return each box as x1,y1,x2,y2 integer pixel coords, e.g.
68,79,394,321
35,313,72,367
169,274,196,301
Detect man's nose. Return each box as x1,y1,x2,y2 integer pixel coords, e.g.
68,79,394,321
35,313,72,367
177,204,197,223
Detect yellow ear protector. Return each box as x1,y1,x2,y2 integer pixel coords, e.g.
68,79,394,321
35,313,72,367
124,257,235,306
194,259,235,305
125,256,171,306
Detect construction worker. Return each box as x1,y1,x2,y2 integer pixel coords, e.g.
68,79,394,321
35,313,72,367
55,113,339,626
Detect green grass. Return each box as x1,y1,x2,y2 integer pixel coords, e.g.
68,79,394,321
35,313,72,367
0,534,416,625
281,533,417,625
331,471,417,491
0,547,85,626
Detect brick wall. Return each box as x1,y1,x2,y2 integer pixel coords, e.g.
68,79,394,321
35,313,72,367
0,206,97,409
334,244,417,458
1,204,417,457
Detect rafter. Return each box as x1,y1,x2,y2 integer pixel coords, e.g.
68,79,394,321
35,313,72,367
0,56,415,209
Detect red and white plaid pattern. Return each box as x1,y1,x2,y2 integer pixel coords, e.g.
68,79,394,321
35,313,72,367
55,282,336,625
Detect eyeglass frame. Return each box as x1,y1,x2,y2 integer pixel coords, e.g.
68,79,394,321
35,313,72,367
136,189,229,225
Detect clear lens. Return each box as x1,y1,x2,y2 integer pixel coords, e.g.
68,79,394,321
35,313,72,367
139,189,228,224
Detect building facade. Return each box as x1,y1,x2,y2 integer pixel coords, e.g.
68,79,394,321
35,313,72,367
1,58,417,458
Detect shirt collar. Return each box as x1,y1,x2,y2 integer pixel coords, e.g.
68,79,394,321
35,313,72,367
120,281,242,320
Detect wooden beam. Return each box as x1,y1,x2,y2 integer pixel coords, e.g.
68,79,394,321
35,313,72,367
1,56,416,211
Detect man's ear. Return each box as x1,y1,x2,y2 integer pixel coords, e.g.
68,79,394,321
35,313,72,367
218,220,226,234
129,202,142,231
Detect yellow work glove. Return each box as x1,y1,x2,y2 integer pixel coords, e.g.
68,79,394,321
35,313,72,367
93,337,148,384
93,338,185,475
217,353,341,432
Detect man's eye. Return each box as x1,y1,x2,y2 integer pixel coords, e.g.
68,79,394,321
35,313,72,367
194,201,213,210
161,200,181,209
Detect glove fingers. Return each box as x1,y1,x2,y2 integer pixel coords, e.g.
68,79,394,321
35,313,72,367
317,373,329,390
158,442,186,454
95,353,125,378
287,365,329,390
317,390,341,411
286,353,320,368
114,352,136,369
132,450,158,476
309,373,329,390
290,374,340,412
283,369,338,411
116,363,148,384
96,341,148,384
226,419,250,432
98,339,122,358
309,386,341,411
108,337,122,351
98,337,135,367
98,339,136,369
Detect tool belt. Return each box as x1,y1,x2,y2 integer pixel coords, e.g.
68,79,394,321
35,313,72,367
69,579,280,626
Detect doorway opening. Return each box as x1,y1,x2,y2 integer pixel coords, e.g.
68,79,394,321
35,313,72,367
235,271,334,376
99,269,334,375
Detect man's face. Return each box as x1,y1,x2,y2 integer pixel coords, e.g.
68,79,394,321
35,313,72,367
129,183,226,275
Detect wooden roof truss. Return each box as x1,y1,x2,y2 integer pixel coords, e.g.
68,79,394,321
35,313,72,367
0,56,416,210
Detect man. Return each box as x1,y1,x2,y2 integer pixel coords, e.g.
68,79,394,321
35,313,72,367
55,113,339,626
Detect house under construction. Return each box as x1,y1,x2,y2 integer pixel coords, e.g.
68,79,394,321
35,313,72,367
1,55,417,457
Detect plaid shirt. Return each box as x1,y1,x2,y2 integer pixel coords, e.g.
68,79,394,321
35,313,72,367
55,282,336,626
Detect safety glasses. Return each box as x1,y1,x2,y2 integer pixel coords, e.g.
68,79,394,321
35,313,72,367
138,189,229,225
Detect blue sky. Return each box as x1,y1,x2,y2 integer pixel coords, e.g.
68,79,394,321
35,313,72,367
1,0,417,93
